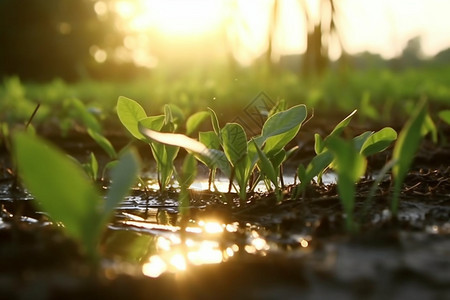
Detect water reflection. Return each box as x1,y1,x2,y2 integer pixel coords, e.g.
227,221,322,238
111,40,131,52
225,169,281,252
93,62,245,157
106,214,311,278
123,219,272,277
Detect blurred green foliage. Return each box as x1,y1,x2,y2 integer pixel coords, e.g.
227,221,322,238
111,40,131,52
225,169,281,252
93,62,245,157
0,64,450,133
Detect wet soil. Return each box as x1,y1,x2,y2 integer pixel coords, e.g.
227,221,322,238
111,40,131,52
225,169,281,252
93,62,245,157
0,132,449,299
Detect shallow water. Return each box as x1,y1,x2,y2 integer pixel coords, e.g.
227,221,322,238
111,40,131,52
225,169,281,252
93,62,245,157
1,173,449,298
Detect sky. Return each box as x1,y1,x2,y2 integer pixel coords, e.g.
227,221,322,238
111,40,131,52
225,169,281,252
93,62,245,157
105,0,450,67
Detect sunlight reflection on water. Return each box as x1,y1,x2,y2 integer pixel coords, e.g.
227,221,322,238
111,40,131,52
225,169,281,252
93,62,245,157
188,173,337,193
140,219,237,277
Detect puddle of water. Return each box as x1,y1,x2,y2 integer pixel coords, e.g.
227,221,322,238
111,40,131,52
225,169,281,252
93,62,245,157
105,212,312,278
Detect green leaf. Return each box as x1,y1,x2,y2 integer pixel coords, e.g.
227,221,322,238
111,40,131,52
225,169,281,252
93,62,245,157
186,111,209,136
102,160,118,180
69,98,102,133
439,110,450,125
199,131,221,150
267,99,286,118
304,150,334,185
352,131,374,152
360,127,397,157
140,115,165,131
117,96,148,140
327,137,367,232
208,107,221,136
392,102,427,214
253,139,277,186
314,133,324,154
221,123,248,167
165,103,185,128
87,152,98,180
270,149,286,171
260,105,307,155
326,110,357,139
104,151,139,217
422,113,437,143
138,123,229,175
87,128,117,159
328,137,366,183
14,132,101,258
179,154,197,188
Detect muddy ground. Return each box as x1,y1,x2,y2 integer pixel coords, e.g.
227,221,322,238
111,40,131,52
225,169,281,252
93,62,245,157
0,126,449,300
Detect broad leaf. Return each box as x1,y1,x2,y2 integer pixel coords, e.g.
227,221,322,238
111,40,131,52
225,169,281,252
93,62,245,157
186,111,209,136
261,105,307,155
221,123,248,167
360,127,397,157
140,115,165,131
14,132,101,257
117,96,147,140
352,131,374,152
199,131,221,150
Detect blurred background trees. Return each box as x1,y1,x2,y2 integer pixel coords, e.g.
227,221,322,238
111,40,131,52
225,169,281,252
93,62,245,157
0,0,141,81
0,0,449,82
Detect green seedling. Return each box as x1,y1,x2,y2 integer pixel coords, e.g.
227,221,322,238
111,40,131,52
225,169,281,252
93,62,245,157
295,110,358,197
138,103,307,203
294,111,397,200
210,104,307,201
313,110,357,184
177,154,197,216
13,132,139,263
391,101,428,215
117,96,210,192
327,137,367,232
117,96,180,191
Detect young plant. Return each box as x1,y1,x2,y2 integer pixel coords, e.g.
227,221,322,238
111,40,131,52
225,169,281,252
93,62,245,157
138,104,307,203
295,110,358,198
117,96,209,192
327,137,367,232
391,101,428,215
177,154,197,217
294,110,397,200
13,132,139,263
117,96,179,191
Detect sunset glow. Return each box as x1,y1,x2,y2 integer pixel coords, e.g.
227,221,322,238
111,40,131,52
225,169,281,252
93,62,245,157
103,0,450,66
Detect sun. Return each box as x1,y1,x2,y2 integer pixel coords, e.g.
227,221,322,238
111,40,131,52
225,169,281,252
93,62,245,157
115,0,226,38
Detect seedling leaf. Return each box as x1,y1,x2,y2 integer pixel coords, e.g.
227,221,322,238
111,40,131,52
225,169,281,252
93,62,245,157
14,132,101,258
104,151,139,216
392,101,427,214
117,96,148,140
87,128,117,159
186,111,209,136
208,107,221,136
221,123,248,166
327,109,357,139
360,127,397,157
253,139,277,186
